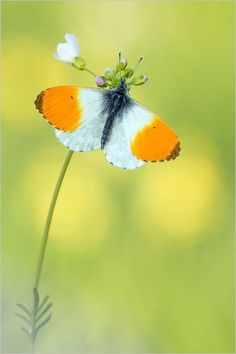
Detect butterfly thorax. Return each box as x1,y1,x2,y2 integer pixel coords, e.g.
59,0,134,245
101,79,133,149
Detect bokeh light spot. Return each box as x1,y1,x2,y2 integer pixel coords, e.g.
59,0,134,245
132,133,226,246
11,146,114,252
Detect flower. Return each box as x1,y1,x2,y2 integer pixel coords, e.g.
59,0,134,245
54,33,80,64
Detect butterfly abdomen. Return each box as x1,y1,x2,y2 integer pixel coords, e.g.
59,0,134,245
101,114,116,149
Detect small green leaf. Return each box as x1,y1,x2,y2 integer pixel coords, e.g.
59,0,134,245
16,289,52,346
21,327,31,337
15,313,31,325
35,313,52,336
36,303,52,323
37,295,49,314
16,303,32,317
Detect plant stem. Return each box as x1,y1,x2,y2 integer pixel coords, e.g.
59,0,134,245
31,337,35,354
84,67,97,77
34,150,73,290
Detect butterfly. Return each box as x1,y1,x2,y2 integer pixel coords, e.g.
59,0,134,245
35,77,180,169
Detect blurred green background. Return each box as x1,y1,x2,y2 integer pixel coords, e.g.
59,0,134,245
1,1,235,353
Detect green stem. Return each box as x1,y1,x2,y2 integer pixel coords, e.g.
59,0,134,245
83,67,97,77
31,336,35,354
34,150,73,289
72,63,97,77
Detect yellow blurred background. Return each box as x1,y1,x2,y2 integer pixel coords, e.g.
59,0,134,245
1,1,234,353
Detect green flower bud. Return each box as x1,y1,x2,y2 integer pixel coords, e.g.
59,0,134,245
130,75,148,86
116,57,128,72
104,68,115,80
73,56,86,70
123,67,134,78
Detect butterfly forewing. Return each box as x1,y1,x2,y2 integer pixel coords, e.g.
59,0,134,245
123,103,181,162
35,86,106,152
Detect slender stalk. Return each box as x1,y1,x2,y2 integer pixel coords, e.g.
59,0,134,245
84,67,97,77
31,334,35,354
34,150,73,289
72,63,97,77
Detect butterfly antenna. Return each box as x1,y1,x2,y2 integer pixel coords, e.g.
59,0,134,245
133,56,144,72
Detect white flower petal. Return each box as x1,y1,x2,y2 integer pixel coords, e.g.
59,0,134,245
65,33,80,57
55,43,75,63
54,33,80,64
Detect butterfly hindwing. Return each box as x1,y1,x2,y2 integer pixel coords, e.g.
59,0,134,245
103,115,145,169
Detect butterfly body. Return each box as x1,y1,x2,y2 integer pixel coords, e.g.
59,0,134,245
101,78,132,148
35,80,181,169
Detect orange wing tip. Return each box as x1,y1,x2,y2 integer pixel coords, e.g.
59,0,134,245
34,87,81,132
131,116,181,162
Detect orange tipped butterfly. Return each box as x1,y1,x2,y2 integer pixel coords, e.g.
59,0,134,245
35,36,180,170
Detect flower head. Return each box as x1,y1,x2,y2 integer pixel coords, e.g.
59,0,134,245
54,33,80,64
54,35,148,90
